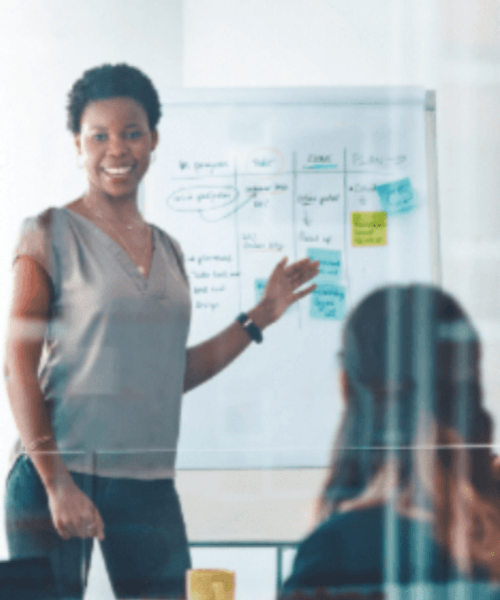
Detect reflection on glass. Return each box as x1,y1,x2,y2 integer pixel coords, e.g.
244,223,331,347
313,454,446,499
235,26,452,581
280,286,500,599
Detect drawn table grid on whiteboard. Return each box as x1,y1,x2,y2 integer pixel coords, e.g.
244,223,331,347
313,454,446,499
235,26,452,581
143,88,434,469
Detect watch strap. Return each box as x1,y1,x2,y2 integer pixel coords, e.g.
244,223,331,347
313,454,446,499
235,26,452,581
236,313,263,343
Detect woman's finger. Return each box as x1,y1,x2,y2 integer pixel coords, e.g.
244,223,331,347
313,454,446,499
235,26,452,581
75,520,101,539
88,504,105,540
55,523,71,540
78,523,94,538
94,512,105,540
289,266,320,288
78,509,105,539
291,283,317,303
269,257,288,282
278,257,288,270
297,265,320,283
284,258,312,276
290,260,320,277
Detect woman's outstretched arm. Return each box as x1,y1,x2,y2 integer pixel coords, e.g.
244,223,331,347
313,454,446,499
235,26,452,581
183,257,319,393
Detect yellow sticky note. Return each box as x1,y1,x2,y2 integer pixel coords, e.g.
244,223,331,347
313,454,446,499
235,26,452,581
352,211,387,247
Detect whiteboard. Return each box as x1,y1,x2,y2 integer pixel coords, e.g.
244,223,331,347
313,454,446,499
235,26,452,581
143,87,436,469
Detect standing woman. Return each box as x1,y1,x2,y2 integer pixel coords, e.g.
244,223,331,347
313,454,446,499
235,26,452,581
4,64,319,599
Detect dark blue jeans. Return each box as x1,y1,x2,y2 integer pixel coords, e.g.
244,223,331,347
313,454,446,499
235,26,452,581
5,455,191,599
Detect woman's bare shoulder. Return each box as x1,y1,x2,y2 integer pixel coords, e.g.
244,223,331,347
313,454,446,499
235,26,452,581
11,256,52,319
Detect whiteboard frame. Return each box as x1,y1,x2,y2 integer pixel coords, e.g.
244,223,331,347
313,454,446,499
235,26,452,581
425,90,441,285
145,87,442,471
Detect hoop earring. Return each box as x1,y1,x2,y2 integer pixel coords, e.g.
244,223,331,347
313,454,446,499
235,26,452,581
150,150,156,164
76,154,84,169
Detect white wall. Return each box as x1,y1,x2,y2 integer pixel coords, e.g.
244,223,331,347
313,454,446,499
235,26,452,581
436,0,500,431
183,0,439,87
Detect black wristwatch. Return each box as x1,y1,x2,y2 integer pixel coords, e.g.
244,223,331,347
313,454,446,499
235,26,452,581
236,313,263,344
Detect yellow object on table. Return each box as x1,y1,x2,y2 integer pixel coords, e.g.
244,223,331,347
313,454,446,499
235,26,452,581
187,569,235,600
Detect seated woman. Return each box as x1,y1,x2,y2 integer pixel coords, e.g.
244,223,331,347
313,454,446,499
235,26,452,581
281,285,500,598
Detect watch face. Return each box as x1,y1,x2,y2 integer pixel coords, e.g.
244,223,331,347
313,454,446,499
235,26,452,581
247,322,263,343
236,313,262,342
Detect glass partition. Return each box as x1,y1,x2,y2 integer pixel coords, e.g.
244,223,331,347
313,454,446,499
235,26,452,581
2,447,500,599
0,448,320,599
91,449,322,600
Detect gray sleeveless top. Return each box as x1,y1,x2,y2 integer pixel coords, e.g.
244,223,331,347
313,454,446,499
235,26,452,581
12,207,191,479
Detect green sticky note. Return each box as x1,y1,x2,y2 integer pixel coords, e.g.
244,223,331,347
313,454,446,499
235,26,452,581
351,211,387,247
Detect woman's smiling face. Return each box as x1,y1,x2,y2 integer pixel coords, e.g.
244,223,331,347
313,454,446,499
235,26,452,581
75,97,158,201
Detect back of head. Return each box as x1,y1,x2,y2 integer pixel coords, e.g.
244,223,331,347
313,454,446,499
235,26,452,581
319,284,499,578
340,284,485,451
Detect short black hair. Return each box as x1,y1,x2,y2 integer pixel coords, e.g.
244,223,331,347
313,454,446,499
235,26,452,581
67,63,161,133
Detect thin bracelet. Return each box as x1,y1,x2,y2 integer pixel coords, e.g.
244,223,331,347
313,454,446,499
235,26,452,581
27,435,53,452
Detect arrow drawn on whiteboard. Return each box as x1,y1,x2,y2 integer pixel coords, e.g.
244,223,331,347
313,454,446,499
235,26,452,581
166,186,256,222
303,210,311,227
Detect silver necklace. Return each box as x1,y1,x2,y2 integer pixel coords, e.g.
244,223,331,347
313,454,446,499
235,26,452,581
84,200,150,276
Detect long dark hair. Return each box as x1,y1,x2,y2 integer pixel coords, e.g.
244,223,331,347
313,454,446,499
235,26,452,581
318,285,500,577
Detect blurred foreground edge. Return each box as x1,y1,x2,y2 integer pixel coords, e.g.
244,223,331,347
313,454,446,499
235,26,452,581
0,556,59,599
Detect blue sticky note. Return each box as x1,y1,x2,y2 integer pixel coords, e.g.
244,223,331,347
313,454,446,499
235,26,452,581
375,178,417,214
310,284,346,320
255,279,267,304
307,248,341,282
